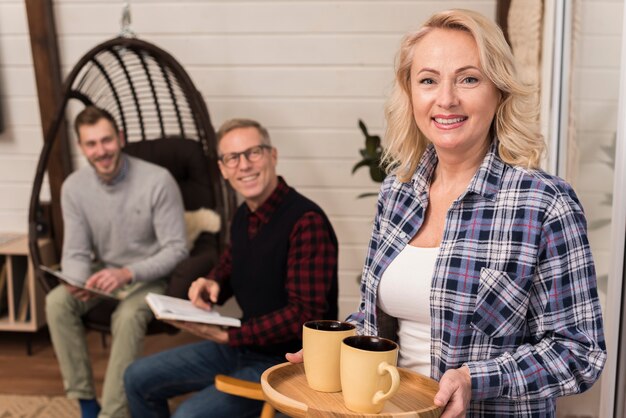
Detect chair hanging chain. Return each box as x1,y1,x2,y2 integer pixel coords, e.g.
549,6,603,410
119,1,136,38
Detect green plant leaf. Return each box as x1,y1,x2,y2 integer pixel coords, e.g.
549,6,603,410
353,119,387,186
370,166,386,182
358,119,369,137
365,135,381,155
352,159,373,174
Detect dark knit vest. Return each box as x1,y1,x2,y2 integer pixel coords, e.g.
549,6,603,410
231,187,338,356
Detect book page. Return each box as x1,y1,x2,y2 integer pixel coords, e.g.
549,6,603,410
145,293,241,328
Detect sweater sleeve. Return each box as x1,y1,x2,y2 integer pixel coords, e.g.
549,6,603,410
127,171,188,282
60,180,95,283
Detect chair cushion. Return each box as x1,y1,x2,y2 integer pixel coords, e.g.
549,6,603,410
184,208,221,250
123,137,215,211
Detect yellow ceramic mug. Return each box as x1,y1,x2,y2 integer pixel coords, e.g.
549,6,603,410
302,320,357,392
340,335,400,413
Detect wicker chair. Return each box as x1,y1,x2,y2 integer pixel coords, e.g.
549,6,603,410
27,36,236,336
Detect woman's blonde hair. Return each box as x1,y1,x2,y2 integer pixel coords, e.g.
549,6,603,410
383,9,545,181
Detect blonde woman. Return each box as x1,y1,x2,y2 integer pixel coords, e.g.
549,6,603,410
290,8,605,418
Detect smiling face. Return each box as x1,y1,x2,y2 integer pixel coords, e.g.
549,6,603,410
77,117,125,182
410,28,500,158
218,126,278,211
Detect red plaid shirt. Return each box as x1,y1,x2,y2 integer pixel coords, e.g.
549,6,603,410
209,178,338,347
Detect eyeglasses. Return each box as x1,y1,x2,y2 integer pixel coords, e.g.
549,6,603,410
219,144,272,168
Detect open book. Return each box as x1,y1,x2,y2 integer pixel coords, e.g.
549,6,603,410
40,265,126,300
145,292,241,328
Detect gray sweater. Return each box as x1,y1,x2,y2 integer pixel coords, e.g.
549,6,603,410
61,155,188,283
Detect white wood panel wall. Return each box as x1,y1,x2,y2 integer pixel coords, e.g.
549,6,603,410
0,0,495,319
571,0,623,298
556,1,623,417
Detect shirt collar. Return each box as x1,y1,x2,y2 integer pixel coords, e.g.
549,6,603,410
97,154,129,186
246,176,289,224
465,139,504,200
411,139,504,201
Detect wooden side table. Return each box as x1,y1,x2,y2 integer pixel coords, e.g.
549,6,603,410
0,233,55,354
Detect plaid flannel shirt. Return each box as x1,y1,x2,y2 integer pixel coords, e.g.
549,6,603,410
211,178,338,348
347,140,606,417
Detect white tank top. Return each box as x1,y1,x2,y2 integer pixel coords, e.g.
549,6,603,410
377,245,439,376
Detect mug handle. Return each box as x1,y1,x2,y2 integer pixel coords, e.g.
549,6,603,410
372,361,400,405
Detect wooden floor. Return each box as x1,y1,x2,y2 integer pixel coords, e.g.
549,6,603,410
0,326,201,396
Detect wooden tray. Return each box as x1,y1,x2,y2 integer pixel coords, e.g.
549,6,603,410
261,362,442,417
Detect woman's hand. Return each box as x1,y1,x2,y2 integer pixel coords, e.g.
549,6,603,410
434,365,472,418
188,277,220,310
285,349,303,364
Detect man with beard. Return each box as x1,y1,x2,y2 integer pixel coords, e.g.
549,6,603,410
45,106,188,418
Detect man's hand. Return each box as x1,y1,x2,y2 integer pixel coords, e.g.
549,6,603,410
85,268,132,293
64,283,94,302
285,349,303,364
164,320,229,344
434,365,472,418
188,277,220,310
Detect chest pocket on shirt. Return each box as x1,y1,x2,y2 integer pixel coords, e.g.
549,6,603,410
471,268,533,338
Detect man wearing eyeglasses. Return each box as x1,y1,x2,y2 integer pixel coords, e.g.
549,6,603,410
125,118,339,418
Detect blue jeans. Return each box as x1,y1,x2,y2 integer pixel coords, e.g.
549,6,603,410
123,341,284,418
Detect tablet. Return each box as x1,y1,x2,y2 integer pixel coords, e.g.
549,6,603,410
40,265,123,300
